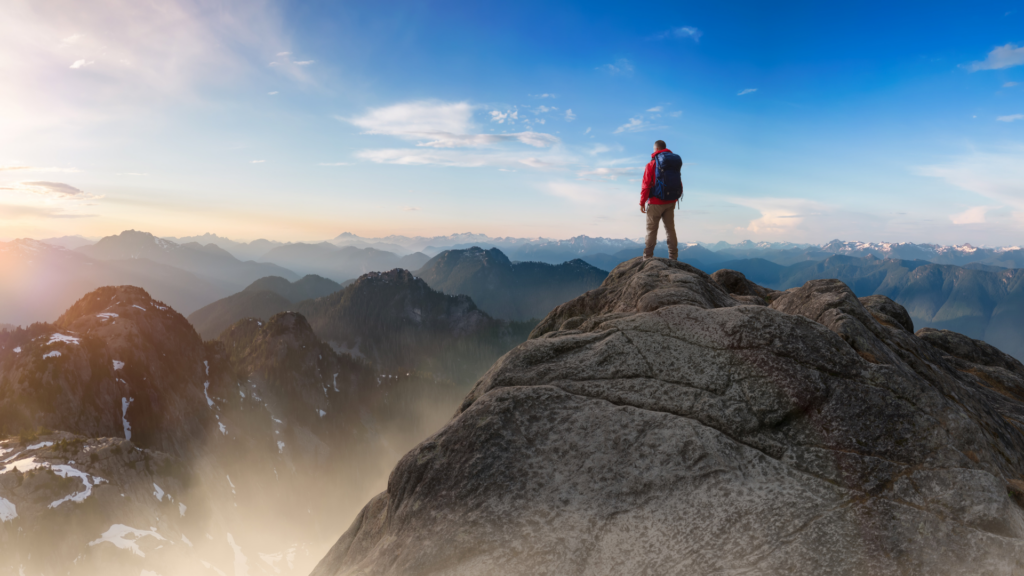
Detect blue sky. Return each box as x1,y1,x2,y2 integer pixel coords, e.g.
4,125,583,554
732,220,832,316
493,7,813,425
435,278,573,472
1,0,1022,245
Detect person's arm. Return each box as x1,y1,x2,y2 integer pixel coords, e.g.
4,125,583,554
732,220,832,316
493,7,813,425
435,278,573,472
640,160,653,211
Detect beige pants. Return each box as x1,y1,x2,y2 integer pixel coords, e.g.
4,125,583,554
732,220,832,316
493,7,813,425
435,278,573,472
644,202,678,259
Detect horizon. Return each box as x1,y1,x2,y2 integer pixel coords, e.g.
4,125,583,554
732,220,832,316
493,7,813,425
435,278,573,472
2,1,1022,245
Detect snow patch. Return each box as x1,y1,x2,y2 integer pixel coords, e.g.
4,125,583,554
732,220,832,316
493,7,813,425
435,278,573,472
113,360,124,370
0,496,16,522
227,533,250,576
12,347,20,353
153,483,165,501
26,441,53,451
132,305,147,311
226,475,236,494
97,313,119,319
47,333,80,345
218,422,227,435
181,533,193,546
277,441,285,453
1,457,44,474
318,409,326,418
88,524,166,557
43,350,61,359
179,502,187,517
122,397,133,441
48,465,107,508
204,381,215,408
204,360,209,375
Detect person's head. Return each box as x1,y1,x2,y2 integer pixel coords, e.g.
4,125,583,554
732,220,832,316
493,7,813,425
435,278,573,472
654,140,667,152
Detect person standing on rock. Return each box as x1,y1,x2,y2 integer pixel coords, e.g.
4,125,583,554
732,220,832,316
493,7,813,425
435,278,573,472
640,140,683,261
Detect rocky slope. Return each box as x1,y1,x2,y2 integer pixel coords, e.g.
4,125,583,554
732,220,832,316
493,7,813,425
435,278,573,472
414,247,608,321
1,285,454,576
314,258,1024,576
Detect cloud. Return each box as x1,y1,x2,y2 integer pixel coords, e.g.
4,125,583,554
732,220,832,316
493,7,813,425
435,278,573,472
0,203,95,220
533,105,556,114
597,59,634,75
544,181,613,203
346,101,559,149
737,88,757,96
490,109,518,124
585,127,591,134
729,197,823,234
60,33,81,46
356,148,571,170
0,181,92,199
577,166,642,181
251,159,265,163
294,60,314,65
402,206,419,212
0,165,79,173
1005,82,1020,87
69,59,94,69
613,116,661,134
276,51,291,56
659,26,702,42
668,111,682,118
966,43,1024,71
268,91,278,95
318,162,349,166
565,109,576,122
950,206,990,225
529,93,556,98
997,114,1023,122
646,106,663,112
914,147,1024,212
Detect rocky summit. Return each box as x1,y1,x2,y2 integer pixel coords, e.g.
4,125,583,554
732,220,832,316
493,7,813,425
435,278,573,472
313,258,1024,576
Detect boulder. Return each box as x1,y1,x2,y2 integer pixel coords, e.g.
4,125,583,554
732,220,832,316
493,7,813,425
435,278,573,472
313,258,1024,576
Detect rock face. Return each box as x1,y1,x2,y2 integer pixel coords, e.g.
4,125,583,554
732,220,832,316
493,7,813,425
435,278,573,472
314,258,1024,576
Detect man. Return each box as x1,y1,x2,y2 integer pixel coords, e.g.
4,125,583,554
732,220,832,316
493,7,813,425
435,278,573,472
640,140,683,260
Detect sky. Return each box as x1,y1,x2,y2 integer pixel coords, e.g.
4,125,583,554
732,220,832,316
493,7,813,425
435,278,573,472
1,0,1022,245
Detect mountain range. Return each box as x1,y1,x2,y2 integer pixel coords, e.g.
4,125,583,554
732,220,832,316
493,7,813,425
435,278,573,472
704,255,1024,361
414,247,608,321
257,242,430,283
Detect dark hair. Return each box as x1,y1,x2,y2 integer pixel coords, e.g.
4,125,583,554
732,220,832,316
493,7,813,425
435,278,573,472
654,140,667,150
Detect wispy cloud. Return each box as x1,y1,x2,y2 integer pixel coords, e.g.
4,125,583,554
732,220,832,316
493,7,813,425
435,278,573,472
0,181,97,199
997,114,1023,122
0,203,95,220
654,26,703,42
346,101,560,149
294,60,314,66
577,166,642,181
914,146,1024,212
597,59,634,75
355,148,570,169
529,93,556,98
965,43,1024,71
69,59,94,69
251,160,265,164
268,91,279,95
318,162,350,166
565,109,576,122
0,165,79,173
737,88,757,96
646,106,663,112
1005,82,1020,87
613,116,661,134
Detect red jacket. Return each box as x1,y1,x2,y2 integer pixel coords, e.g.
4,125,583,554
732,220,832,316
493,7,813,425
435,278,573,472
640,149,678,206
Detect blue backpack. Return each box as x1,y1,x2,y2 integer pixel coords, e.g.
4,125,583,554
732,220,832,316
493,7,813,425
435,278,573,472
652,152,683,202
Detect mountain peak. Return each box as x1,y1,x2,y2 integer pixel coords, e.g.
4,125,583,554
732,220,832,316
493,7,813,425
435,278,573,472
317,257,1024,575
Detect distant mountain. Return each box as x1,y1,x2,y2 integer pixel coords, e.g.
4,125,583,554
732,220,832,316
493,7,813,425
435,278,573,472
0,323,15,332
294,268,533,386
164,233,285,261
188,274,342,340
711,255,1024,361
258,242,429,282
79,230,298,293
39,235,96,250
414,247,608,321
0,285,468,575
0,239,228,324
